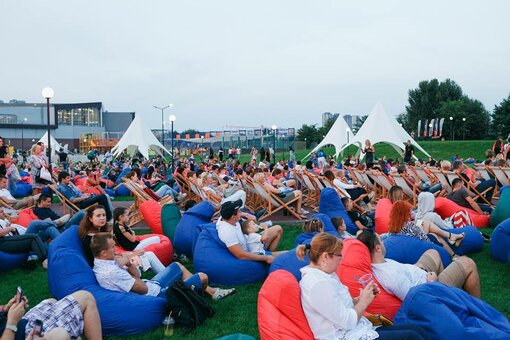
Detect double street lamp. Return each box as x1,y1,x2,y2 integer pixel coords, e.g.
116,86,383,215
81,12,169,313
154,104,173,144
42,87,54,170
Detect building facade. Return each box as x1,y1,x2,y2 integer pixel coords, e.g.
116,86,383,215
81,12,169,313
0,100,133,151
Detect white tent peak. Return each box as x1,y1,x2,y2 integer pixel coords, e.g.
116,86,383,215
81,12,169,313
38,132,64,153
336,101,430,159
112,114,170,159
304,114,354,159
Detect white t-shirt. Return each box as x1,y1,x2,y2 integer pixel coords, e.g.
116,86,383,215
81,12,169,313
245,233,265,254
372,259,427,301
93,258,161,296
216,217,248,251
299,266,377,340
332,178,357,194
0,188,15,201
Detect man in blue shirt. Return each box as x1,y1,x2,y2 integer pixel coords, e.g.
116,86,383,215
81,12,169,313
56,171,113,220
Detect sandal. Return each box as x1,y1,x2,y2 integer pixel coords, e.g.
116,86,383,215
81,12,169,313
448,232,465,247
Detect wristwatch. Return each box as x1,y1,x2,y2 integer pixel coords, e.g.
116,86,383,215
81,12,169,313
5,324,17,333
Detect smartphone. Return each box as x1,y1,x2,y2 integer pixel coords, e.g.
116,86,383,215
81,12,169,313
16,286,23,303
34,319,43,337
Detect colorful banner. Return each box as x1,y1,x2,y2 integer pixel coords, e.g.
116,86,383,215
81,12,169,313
439,118,445,136
423,119,428,137
417,120,422,138
429,118,435,136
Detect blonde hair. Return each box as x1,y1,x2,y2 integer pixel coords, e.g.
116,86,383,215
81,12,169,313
440,160,451,171
296,233,343,263
253,172,265,182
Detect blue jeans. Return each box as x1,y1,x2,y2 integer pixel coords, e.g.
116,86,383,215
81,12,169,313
25,220,60,243
152,263,202,297
156,184,178,199
476,179,496,202
62,210,86,231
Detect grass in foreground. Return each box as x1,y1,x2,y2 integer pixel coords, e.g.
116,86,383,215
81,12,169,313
1,224,508,339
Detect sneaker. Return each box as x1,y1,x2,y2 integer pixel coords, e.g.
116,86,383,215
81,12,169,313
27,255,39,261
261,220,273,228
212,287,236,301
300,209,310,215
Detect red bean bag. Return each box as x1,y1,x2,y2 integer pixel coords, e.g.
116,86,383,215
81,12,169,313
139,201,163,234
258,270,314,340
16,209,40,227
115,234,173,266
434,197,489,228
337,238,401,319
74,176,87,186
375,198,393,234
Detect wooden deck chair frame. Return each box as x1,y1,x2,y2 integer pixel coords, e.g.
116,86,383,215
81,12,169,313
48,184,81,216
301,172,321,212
430,169,452,193
444,171,493,206
252,180,302,221
491,167,510,187
392,173,420,206
174,172,198,201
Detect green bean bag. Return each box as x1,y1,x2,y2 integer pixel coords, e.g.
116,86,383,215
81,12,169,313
490,189,510,228
161,203,181,241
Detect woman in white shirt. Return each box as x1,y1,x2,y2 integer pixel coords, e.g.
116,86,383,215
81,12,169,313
297,233,428,340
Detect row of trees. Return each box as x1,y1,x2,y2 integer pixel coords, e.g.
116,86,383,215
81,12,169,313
296,79,510,144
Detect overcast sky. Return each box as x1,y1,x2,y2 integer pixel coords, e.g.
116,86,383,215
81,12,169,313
1,1,509,132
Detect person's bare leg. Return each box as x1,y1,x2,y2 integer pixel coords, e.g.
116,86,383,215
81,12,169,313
176,262,194,280
196,272,216,296
421,221,463,244
456,256,481,298
263,225,283,251
416,249,444,273
72,291,101,340
294,190,303,213
45,327,71,340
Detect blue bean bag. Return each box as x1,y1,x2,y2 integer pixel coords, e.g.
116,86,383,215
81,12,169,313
19,170,30,177
311,213,342,238
193,223,268,285
269,247,310,281
0,251,28,272
446,226,483,256
104,188,115,197
490,218,510,263
114,184,130,197
394,282,510,339
48,226,166,336
318,188,357,235
11,182,33,198
174,202,215,257
384,234,452,268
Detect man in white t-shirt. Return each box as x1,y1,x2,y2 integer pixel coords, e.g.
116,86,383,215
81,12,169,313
91,233,235,300
216,199,276,264
356,230,480,301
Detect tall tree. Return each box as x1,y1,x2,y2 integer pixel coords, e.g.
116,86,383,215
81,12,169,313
404,79,463,132
297,124,319,148
353,115,368,131
437,97,490,140
491,94,510,138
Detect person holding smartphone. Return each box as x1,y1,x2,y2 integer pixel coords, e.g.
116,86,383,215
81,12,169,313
0,289,102,340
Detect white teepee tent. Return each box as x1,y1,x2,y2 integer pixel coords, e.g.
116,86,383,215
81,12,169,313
336,102,430,159
304,114,354,159
112,114,171,159
38,131,64,155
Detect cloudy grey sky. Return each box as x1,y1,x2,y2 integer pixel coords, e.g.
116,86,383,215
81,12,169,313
1,0,509,132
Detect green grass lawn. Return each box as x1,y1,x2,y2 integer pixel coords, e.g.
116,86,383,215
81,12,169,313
1,224,509,339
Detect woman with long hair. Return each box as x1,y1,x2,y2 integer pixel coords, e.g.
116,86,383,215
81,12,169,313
363,139,375,165
79,205,109,267
28,143,49,194
297,233,427,339
388,200,464,257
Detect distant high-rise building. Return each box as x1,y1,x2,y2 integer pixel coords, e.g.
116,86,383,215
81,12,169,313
322,112,340,126
342,114,363,130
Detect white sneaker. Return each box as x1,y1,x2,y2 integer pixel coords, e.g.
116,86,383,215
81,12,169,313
212,287,236,301
261,220,273,228
300,209,310,215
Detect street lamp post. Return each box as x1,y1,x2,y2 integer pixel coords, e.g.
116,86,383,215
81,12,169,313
42,87,54,171
200,136,204,160
462,117,466,140
449,116,454,141
153,104,172,144
345,127,351,156
20,118,27,151
271,125,277,164
169,114,176,173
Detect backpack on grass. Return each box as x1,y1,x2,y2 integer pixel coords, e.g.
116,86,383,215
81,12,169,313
165,279,214,329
